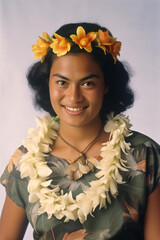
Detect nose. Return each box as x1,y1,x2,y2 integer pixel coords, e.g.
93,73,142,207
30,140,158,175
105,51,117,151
67,84,83,103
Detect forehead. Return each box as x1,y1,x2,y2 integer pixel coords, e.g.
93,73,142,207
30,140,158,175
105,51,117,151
50,53,103,77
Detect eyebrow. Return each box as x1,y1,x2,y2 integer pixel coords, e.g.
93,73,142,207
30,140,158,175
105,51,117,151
52,73,100,82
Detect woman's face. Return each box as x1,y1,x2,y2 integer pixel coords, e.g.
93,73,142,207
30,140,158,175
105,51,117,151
49,53,107,128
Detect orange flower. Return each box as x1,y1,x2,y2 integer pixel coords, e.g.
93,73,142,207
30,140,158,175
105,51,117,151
2,180,8,185
123,201,139,222
70,26,97,52
137,160,146,172
32,27,121,63
8,149,22,173
50,33,72,57
96,29,121,63
110,41,121,63
97,29,112,45
32,32,52,63
62,229,87,240
96,29,114,54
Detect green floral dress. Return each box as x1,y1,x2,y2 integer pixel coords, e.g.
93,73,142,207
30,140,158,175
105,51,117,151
1,131,160,240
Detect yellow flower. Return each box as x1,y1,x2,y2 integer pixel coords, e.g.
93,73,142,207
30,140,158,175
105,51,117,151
32,32,52,63
110,41,122,63
70,26,97,52
50,33,72,57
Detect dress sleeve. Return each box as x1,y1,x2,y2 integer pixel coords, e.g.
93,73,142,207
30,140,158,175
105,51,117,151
0,146,28,208
146,140,160,194
128,132,160,195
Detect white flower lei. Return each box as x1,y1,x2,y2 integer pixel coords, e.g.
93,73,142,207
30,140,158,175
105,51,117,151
20,113,132,224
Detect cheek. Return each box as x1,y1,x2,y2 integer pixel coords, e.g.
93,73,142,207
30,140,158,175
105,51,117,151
89,88,105,103
87,92,104,113
49,90,60,113
96,89,105,110
49,83,59,100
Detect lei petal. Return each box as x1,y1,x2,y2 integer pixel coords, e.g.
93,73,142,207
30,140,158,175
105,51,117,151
20,113,132,223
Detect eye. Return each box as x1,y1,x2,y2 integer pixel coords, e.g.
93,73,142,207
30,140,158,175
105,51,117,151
56,80,67,86
82,81,95,87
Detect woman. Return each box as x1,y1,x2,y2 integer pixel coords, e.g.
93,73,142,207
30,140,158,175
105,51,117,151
0,22,160,240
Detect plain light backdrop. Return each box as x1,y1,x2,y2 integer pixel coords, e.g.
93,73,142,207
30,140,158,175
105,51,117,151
0,0,160,239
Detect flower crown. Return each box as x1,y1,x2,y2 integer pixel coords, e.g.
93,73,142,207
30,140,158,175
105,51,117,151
32,26,121,64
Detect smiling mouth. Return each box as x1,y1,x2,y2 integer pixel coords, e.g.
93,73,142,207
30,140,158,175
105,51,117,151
64,106,88,111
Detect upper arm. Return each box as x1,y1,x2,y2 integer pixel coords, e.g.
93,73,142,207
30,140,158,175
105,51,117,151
0,195,28,240
144,184,160,240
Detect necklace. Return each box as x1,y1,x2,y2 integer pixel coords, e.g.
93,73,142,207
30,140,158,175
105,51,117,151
59,126,103,180
20,113,132,224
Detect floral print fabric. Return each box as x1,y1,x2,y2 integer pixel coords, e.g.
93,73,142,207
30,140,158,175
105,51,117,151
1,131,160,240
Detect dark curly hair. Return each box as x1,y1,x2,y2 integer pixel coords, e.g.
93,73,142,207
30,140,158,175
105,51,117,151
27,22,134,121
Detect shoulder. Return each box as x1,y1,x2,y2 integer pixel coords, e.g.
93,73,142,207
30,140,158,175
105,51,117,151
127,130,160,150
7,146,27,173
125,131,160,193
126,130,160,166
1,146,27,185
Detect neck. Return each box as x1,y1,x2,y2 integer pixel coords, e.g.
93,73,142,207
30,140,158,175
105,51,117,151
58,117,103,146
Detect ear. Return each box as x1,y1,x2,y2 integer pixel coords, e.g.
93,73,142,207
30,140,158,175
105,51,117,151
104,87,109,94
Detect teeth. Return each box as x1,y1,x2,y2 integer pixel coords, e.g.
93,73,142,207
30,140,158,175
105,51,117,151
65,106,84,111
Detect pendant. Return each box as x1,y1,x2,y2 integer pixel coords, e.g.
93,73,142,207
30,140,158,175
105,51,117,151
65,152,95,180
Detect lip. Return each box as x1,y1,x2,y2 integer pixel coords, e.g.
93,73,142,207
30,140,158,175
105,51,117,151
63,105,88,115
